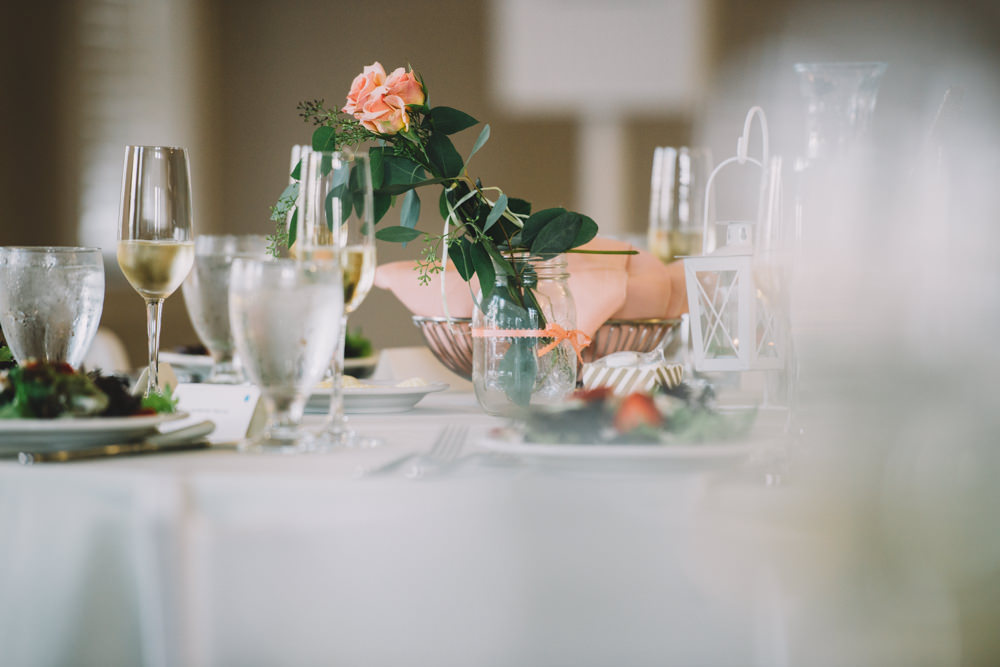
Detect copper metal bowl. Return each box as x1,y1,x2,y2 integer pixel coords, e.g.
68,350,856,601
413,316,681,380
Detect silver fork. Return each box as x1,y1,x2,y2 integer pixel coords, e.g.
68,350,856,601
404,424,468,479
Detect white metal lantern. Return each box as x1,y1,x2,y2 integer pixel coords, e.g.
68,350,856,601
684,107,785,372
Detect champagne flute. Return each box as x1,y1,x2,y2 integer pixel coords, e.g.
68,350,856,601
647,146,712,367
297,148,377,448
647,146,713,263
117,146,195,395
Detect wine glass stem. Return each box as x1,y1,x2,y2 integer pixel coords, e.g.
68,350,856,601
326,314,349,430
144,297,164,396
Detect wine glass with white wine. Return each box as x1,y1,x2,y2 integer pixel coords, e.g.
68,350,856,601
296,148,377,448
117,145,195,395
647,146,712,366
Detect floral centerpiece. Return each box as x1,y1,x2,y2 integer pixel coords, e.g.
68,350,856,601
271,62,624,408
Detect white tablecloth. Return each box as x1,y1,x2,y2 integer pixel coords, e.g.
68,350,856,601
0,387,967,666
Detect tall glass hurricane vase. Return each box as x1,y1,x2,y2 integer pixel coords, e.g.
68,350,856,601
117,146,195,395
297,149,377,448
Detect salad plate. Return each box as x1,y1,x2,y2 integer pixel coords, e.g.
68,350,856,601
0,412,188,454
306,380,448,414
478,430,753,463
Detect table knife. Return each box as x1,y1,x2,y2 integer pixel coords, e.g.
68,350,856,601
17,420,216,465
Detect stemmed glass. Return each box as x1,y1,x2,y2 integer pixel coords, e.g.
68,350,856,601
181,234,270,383
647,146,712,366
229,257,344,453
296,148,377,448
117,146,195,395
755,155,798,427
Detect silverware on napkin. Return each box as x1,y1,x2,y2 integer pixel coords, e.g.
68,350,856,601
17,420,216,465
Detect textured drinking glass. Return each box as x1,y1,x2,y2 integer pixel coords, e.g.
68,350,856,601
181,234,270,383
229,258,343,453
647,146,713,263
117,146,194,395
295,148,377,448
0,246,104,368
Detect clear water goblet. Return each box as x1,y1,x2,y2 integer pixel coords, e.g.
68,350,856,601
0,246,105,368
229,257,343,453
181,234,270,383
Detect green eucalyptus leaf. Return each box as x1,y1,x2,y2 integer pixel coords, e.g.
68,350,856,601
448,237,474,281
312,126,336,152
428,106,479,134
499,338,537,407
518,208,566,247
372,192,391,224
508,197,531,217
427,132,464,179
439,189,451,221
375,226,423,243
531,212,582,255
483,240,515,277
572,214,599,247
287,208,298,247
470,242,495,302
368,148,385,190
483,194,507,232
377,177,452,196
400,189,420,229
383,156,426,188
466,124,491,164
290,159,302,180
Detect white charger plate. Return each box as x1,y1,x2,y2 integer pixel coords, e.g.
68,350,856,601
307,381,448,414
0,411,188,454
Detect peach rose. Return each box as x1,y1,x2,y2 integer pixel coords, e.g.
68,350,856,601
384,67,425,107
342,62,387,115
358,92,410,134
343,63,425,135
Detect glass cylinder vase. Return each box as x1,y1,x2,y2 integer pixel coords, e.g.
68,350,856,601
472,254,579,416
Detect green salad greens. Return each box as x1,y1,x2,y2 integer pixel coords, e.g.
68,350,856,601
0,361,177,419
344,328,373,358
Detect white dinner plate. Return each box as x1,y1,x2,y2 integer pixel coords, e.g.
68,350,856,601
0,411,188,454
477,429,754,472
307,381,448,414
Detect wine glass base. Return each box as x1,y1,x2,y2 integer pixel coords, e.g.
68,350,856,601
312,425,382,450
238,429,318,454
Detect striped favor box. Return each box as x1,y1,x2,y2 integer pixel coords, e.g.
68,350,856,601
581,356,684,396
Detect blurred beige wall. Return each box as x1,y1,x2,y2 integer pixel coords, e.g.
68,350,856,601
1,0,703,364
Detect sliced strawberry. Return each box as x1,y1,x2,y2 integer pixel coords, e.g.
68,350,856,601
613,392,662,433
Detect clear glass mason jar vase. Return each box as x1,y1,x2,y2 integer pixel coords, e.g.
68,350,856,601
472,253,578,416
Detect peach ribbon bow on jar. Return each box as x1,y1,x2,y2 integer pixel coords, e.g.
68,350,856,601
471,323,592,363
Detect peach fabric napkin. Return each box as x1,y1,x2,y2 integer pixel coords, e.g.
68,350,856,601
373,238,687,337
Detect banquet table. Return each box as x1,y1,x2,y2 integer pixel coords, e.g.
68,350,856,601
0,360,963,667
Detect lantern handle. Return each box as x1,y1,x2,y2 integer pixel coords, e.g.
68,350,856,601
701,106,769,254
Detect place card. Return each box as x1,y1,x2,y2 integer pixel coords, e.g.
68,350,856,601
173,383,263,444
